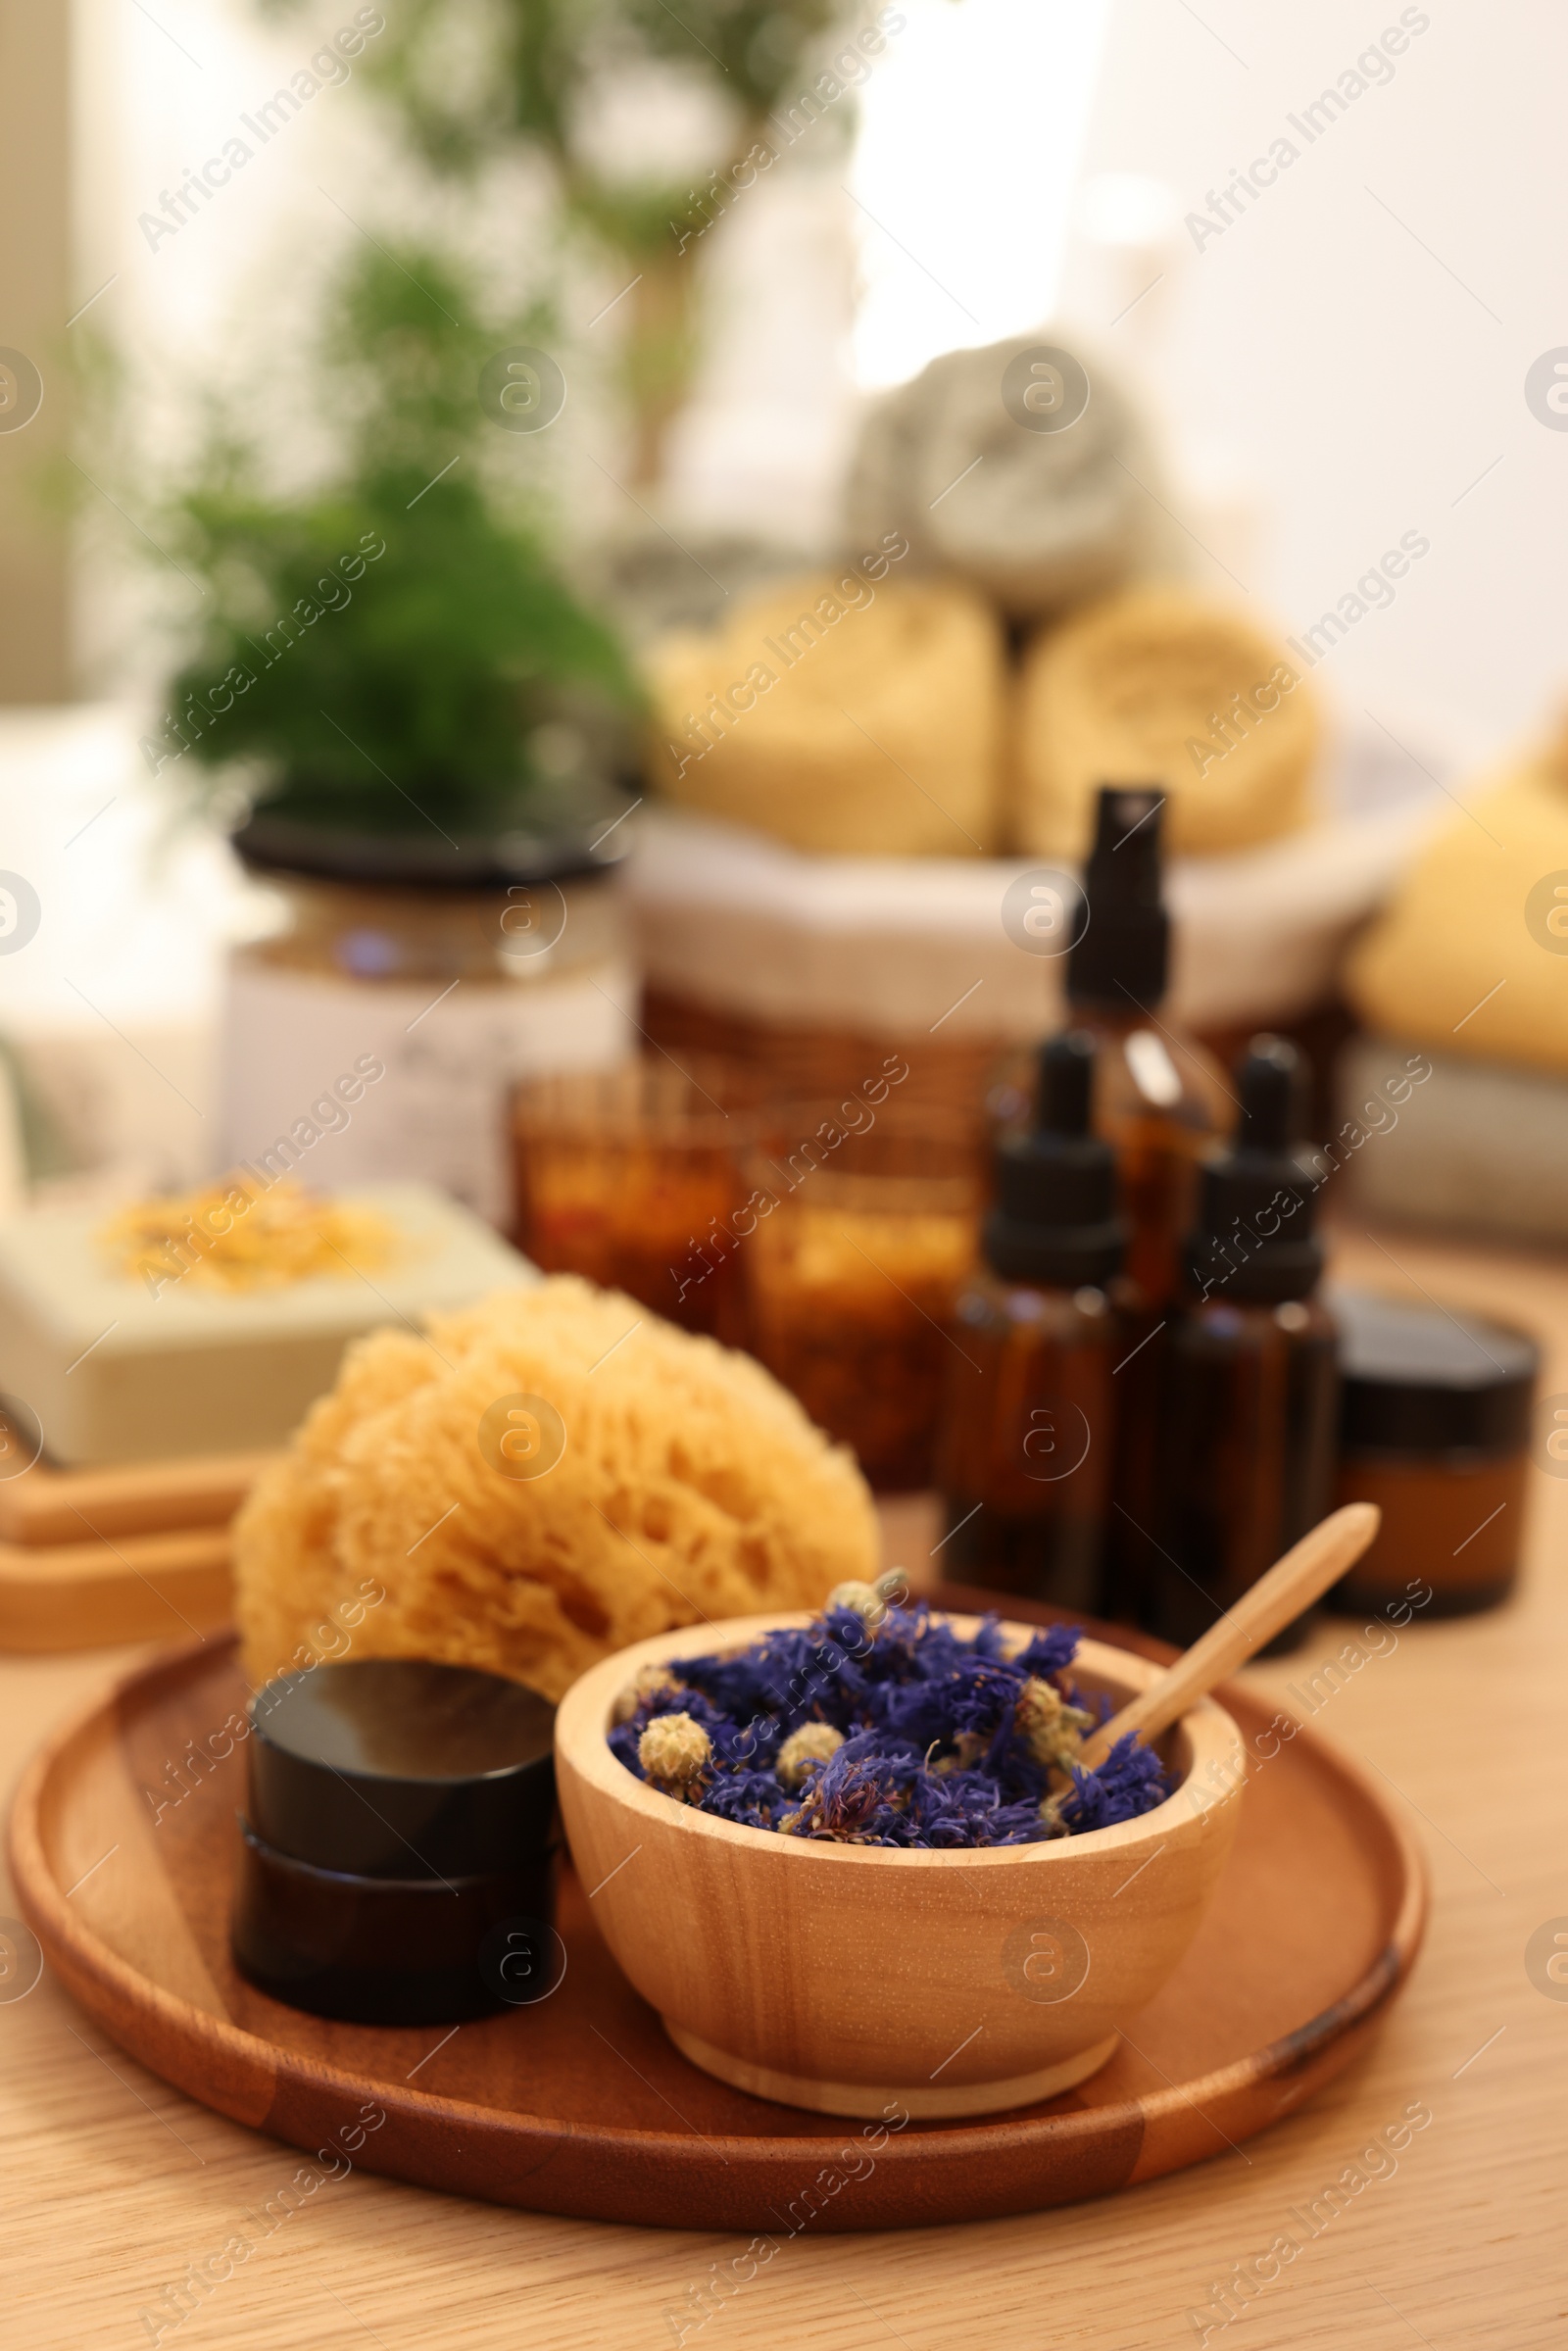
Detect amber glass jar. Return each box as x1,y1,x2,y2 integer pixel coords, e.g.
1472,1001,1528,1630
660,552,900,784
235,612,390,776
513,1058,758,1340
742,1107,978,1490
1325,1289,1538,1618
231,1657,558,2026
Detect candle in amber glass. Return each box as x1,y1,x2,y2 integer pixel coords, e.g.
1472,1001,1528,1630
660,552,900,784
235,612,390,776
741,1108,978,1491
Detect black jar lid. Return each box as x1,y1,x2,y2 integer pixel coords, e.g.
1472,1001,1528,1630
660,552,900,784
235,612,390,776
1329,1286,1539,1456
247,1658,557,1881
231,808,632,892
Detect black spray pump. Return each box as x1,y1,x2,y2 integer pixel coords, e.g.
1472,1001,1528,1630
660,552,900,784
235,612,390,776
1066,785,1170,1010
983,1031,1126,1289
1184,1036,1323,1304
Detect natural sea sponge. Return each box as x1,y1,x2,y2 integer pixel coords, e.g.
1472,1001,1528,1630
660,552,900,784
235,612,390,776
646,573,1004,856
234,1278,879,1701
844,333,1176,623
1347,744,1568,1075
1012,586,1318,859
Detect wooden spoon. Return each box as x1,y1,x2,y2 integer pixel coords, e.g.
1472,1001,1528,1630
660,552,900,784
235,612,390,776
1075,1500,1381,1773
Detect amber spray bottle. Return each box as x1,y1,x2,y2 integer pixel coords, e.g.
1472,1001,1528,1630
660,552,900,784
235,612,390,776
1060,785,1233,1308
935,1031,1128,1611
1059,785,1234,1622
1145,1037,1340,1652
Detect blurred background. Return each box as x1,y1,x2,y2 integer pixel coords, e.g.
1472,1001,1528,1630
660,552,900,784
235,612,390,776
8,9,1568,2301
2,0,1566,1293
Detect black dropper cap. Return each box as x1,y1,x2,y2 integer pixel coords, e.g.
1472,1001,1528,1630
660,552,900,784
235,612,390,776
984,1031,1126,1288
1066,785,1170,1010
1183,1036,1323,1304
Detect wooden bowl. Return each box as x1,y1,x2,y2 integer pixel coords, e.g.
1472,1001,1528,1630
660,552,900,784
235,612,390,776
555,1612,1246,2120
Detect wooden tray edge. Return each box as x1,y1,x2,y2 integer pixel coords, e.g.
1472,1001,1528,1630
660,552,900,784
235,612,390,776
7,1628,1430,2232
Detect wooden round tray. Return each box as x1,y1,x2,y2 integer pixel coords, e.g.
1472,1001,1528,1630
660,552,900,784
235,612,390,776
9,1622,1426,2231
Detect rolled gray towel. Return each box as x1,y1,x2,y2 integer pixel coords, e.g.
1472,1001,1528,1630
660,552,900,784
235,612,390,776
843,333,1182,623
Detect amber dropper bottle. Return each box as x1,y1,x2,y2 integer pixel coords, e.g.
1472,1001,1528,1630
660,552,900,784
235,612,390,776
1146,1037,1340,1653
935,1030,1127,1612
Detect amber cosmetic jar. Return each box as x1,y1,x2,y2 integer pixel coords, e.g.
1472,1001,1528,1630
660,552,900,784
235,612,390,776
1324,1290,1539,1619
743,1102,979,1492
511,1056,760,1342
231,1658,558,2025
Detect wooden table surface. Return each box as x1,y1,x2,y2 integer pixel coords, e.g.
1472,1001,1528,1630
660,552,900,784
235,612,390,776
4,1225,1565,2351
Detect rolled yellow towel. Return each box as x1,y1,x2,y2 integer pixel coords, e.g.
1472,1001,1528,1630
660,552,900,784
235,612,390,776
234,1276,878,1701
646,564,1004,857
1347,740,1568,1076
1012,586,1319,859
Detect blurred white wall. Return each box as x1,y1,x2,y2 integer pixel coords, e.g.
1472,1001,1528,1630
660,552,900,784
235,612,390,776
0,710,244,1194
669,0,1110,535
848,0,1110,391
1058,0,1568,767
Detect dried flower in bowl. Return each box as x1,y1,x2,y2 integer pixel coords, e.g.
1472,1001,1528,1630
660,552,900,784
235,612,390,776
636,1712,712,1800
608,1599,1169,1846
561,1606,1248,2118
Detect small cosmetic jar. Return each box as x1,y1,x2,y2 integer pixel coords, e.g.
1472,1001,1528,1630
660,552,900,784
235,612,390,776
231,1656,558,2025
1324,1288,1539,1620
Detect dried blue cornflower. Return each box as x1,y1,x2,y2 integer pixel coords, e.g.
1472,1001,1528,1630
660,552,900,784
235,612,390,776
1013,1623,1081,1679
1056,1732,1170,1835
609,1601,1173,1848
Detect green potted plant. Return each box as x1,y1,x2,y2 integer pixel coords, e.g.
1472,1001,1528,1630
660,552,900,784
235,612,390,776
145,241,641,870
142,240,647,1222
